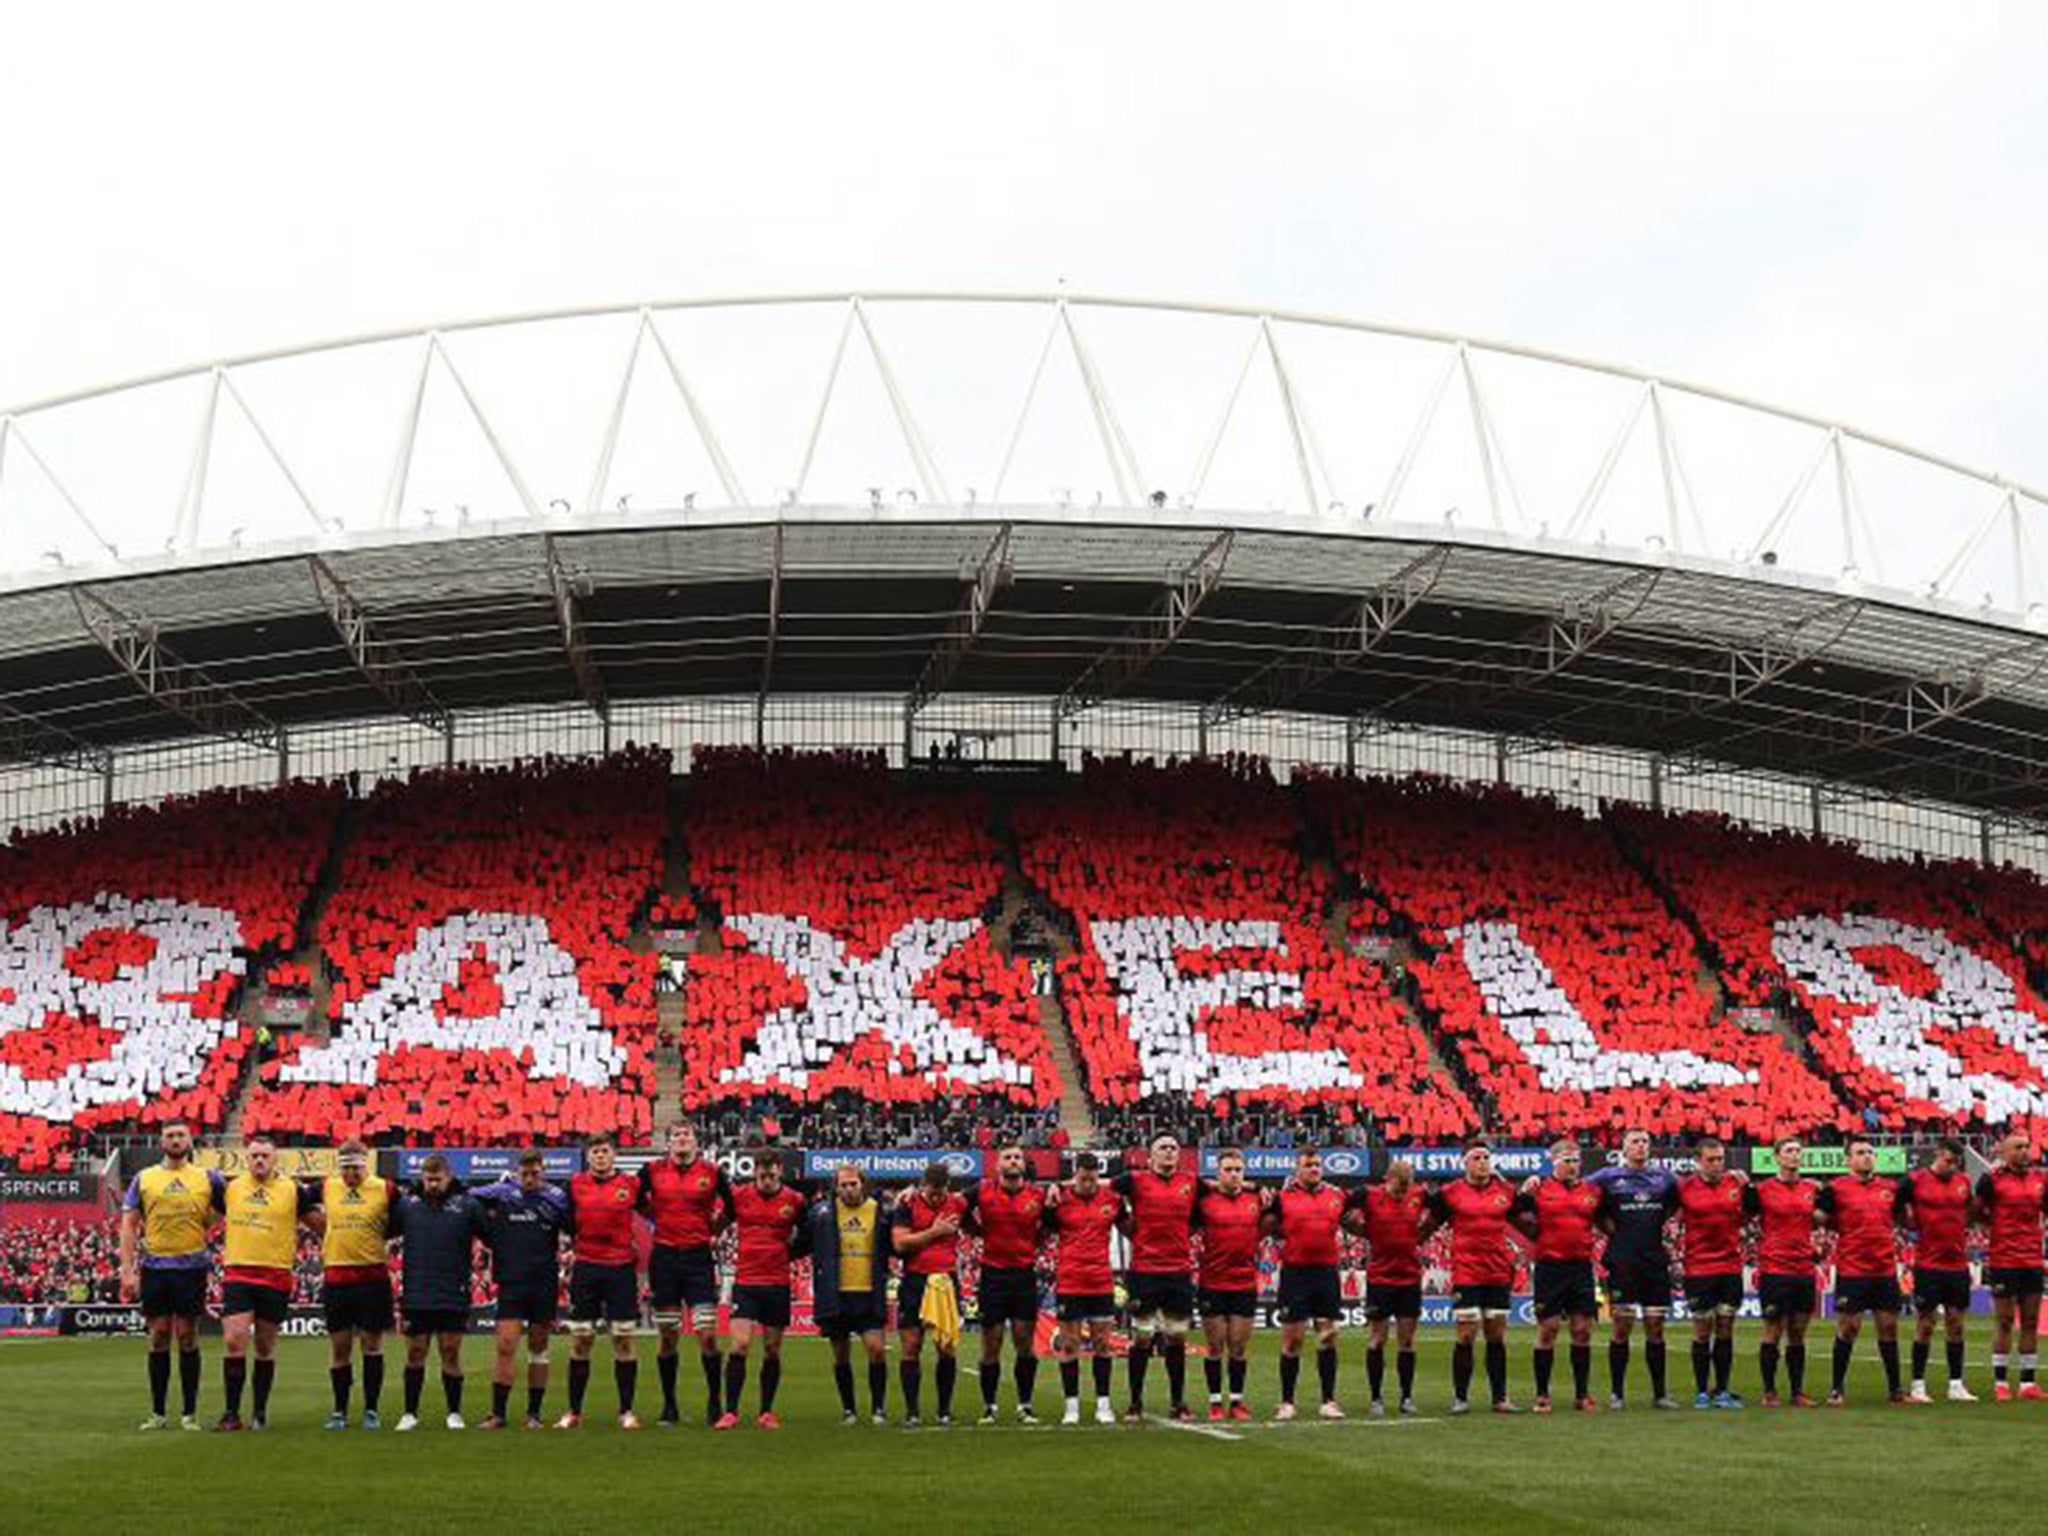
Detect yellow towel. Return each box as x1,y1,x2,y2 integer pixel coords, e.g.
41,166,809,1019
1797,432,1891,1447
919,1272,962,1349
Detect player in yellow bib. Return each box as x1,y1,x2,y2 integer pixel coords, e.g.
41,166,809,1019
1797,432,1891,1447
212,1135,319,1430
305,1139,400,1430
119,1119,225,1430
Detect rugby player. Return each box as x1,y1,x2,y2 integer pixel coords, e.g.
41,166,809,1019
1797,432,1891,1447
1046,1152,1123,1425
1513,1140,1601,1413
1346,1157,1430,1418
963,1143,1048,1423
1817,1136,1907,1405
1744,1134,1820,1406
1973,1130,2048,1400
638,1122,733,1426
1588,1128,1680,1410
1193,1148,1261,1422
891,1161,969,1427
306,1139,400,1429
718,1149,808,1429
1267,1149,1348,1421
119,1119,224,1430
473,1149,573,1429
1674,1137,1747,1409
1899,1138,1975,1403
389,1154,482,1431
1113,1133,1201,1423
807,1164,891,1424
212,1135,318,1430
1426,1138,1521,1414
558,1134,643,1429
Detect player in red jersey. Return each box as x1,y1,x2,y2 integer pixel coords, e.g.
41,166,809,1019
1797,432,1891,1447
637,1122,733,1426
1900,1138,1976,1403
1817,1137,1906,1406
1675,1137,1749,1409
716,1149,808,1430
1267,1149,1349,1421
1346,1158,1433,1417
891,1160,970,1427
1974,1130,2048,1400
1426,1139,1523,1414
557,1134,644,1429
1512,1141,1602,1413
1194,1148,1262,1422
1114,1133,1201,1423
1045,1152,1124,1425
1744,1134,1822,1406
964,1144,1049,1424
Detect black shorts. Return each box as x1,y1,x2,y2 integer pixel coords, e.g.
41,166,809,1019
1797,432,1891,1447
138,1266,206,1320
822,1298,884,1340
403,1307,469,1337
1057,1292,1118,1324
1683,1272,1744,1317
1834,1275,1903,1315
1757,1272,1818,1321
1913,1267,1972,1314
1127,1271,1196,1324
1534,1260,1599,1321
1364,1281,1422,1321
1453,1283,1513,1315
1987,1266,2046,1302
1604,1254,1673,1311
220,1281,291,1324
324,1278,395,1334
977,1266,1041,1327
1277,1265,1343,1324
569,1260,639,1325
731,1284,792,1330
897,1272,952,1330
495,1281,560,1326
648,1245,719,1314
1199,1287,1258,1320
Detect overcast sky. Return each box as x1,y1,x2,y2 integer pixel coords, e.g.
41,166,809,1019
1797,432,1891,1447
1,0,2041,495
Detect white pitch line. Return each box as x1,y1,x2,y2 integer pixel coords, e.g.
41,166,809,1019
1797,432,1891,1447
1146,1413,1245,1441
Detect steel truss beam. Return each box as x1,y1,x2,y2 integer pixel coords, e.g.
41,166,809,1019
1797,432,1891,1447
907,525,1013,716
307,556,451,737
1055,530,1234,718
543,536,608,720
0,699,113,777
70,586,282,753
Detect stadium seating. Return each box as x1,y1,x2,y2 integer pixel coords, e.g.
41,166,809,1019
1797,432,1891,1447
680,748,1058,1110
245,751,667,1145
1014,755,1472,1140
1306,773,1841,1139
1617,805,2048,1134
0,782,342,1167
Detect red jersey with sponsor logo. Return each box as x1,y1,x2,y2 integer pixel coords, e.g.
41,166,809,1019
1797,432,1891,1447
1746,1177,1819,1276
1676,1174,1746,1277
1901,1169,1972,1271
639,1157,729,1250
1974,1167,2048,1270
729,1182,806,1287
1114,1168,1200,1276
1048,1184,1122,1294
1277,1182,1348,1269
1519,1176,1602,1263
891,1188,970,1276
968,1179,1046,1270
1428,1175,1518,1287
1354,1184,1426,1287
568,1170,641,1266
1821,1174,1900,1280
1194,1185,1264,1290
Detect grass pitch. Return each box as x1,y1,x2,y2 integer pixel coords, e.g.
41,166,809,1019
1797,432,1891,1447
0,1327,2033,1535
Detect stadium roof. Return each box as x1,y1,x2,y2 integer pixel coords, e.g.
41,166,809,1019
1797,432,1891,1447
2,293,2046,819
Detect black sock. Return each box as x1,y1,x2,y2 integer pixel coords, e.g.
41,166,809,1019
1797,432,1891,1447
1279,1353,1301,1405
1062,1358,1082,1400
492,1381,511,1419
1366,1346,1386,1402
1228,1356,1246,1398
835,1361,857,1412
363,1355,384,1412
936,1355,957,1416
442,1373,463,1415
179,1348,201,1416
1831,1337,1853,1395
1947,1337,1966,1385
225,1357,246,1416
1204,1356,1222,1400
702,1351,724,1421
1016,1354,1038,1407
2023,1353,2037,1386
615,1359,637,1414
1759,1341,1780,1394
1787,1343,1807,1397
1164,1339,1188,1409
1397,1348,1416,1401
901,1360,922,1417
149,1350,171,1415
658,1352,679,1414
1645,1340,1667,1399
1316,1345,1338,1404
1911,1340,1929,1384
980,1361,1001,1411
253,1360,275,1419
405,1365,426,1415
1878,1340,1901,1394
1484,1339,1507,1404
1451,1341,1474,1403
1712,1337,1732,1395
1571,1343,1591,1399
1608,1339,1629,1398
1533,1346,1554,1399
1691,1341,1711,1395
1996,1354,2010,1386
1128,1341,1151,1412
526,1383,544,1419
1093,1353,1114,1399
869,1359,888,1415
568,1357,591,1414
760,1357,781,1413
724,1354,747,1414
332,1364,353,1414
